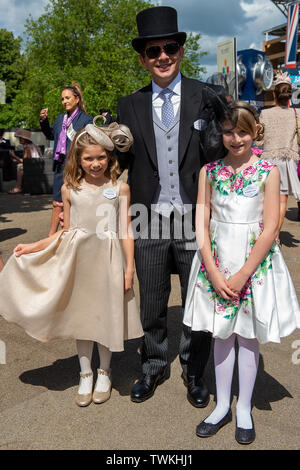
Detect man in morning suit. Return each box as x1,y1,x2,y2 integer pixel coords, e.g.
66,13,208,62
117,6,220,406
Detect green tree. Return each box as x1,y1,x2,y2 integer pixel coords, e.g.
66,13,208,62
0,0,207,128
0,29,25,126
0,29,23,103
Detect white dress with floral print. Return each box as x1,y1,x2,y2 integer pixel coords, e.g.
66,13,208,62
183,159,300,344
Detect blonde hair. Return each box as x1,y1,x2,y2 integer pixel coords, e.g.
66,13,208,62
64,132,121,189
64,119,133,189
230,101,264,142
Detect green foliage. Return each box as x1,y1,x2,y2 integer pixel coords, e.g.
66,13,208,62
0,0,208,129
0,29,23,102
181,33,207,78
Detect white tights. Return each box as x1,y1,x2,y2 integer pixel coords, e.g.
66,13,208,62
76,340,112,394
205,334,259,429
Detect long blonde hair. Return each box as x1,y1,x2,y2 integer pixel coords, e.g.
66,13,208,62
64,120,133,189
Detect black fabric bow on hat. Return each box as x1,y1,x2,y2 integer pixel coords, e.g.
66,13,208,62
199,86,234,162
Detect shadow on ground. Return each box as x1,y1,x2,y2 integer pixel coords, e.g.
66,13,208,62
19,306,292,412
0,194,52,223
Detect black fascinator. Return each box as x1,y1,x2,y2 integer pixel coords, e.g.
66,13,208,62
199,86,234,162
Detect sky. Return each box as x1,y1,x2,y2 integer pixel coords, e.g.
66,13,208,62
0,0,286,79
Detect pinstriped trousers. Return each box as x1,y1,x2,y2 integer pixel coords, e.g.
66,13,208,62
134,209,211,376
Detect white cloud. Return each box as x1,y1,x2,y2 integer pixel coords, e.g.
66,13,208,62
0,0,49,37
197,0,285,79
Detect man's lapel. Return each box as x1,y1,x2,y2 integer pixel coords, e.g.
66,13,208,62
132,84,158,168
178,76,203,166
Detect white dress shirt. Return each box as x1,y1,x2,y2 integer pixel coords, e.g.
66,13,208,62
152,72,181,122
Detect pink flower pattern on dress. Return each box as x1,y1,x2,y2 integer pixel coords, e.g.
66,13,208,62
196,159,280,322
242,166,257,179
217,166,232,180
230,176,243,192
205,159,275,197
261,161,276,172
251,147,263,156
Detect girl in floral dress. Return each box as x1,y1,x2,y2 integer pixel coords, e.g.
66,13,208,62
183,99,300,444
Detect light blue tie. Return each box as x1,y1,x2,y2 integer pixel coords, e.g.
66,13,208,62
160,88,174,128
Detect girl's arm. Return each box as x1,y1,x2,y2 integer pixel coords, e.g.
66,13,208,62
119,182,135,293
196,167,237,300
60,183,70,230
14,184,71,257
228,167,280,293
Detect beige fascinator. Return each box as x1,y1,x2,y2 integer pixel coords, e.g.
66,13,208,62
273,71,291,87
76,116,133,152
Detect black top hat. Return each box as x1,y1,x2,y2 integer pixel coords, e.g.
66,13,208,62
132,6,187,53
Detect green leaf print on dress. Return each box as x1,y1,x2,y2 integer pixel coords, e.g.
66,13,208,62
196,225,280,322
205,159,276,196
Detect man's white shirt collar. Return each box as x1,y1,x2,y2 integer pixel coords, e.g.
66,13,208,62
152,72,181,100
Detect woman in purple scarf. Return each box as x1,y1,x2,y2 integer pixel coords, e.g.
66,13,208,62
40,82,93,235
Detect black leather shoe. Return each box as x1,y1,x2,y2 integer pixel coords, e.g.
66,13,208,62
196,409,232,437
235,416,256,445
131,370,166,403
182,373,210,408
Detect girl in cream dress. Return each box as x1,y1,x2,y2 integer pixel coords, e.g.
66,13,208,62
0,120,143,407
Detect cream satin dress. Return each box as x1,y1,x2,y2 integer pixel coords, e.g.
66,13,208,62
183,159,300,344
0,179,143,351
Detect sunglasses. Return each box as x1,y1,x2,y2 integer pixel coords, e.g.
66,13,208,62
145,42,180,59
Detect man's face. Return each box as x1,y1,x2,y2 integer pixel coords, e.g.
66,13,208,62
139,38,184,88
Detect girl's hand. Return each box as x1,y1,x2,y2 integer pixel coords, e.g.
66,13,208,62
227,270,250,295
124,269,134,294
14,242,42,257
209,269,238,300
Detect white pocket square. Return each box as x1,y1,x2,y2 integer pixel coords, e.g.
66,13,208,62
194,119,207,130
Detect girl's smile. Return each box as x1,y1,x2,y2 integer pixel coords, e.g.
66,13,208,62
222,126,253,156
222,121,260,172
80,145,109,185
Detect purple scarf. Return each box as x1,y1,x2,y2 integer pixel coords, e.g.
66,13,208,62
54,107,80,162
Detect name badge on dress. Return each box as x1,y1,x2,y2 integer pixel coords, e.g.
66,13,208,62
103,188,117,199
243,184,259,198
67,123,77,141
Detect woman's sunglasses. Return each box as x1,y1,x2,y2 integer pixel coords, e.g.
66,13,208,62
145,42,180,59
